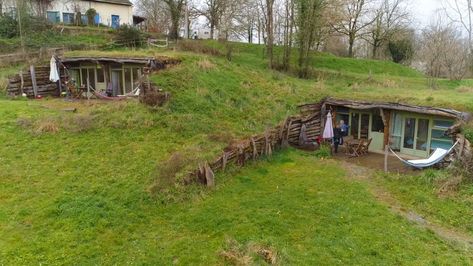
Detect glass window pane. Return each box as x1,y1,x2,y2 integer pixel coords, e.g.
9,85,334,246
69,69,80,86
336,114,349,127
351,113,359,139
87,68,96,89
360,114,370,139
97,67,104,83
81,68,87,86
63,13,74,24
336,106,349,114
416,119,429,151
372,115,384,132
431,140,453,150
434,120,454,129
47,11,60,23
431,129,450,141
403,118,415,149
81,15,88,25
124,68,132,93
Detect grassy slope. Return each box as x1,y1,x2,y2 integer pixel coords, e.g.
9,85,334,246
0,26,112,53
1,42,473,263
376,171,473,235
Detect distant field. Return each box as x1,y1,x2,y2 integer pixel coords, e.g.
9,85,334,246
1,41,473,263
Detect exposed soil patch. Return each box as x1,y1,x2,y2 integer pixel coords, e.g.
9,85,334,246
339,160,473,252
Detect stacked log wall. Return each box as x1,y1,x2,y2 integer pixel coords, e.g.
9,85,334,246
187,103,323,186
7,66,59,97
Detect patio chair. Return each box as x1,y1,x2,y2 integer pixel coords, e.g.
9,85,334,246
359,138,372,155
347,140,364,157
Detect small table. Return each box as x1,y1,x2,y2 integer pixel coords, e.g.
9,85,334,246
345,138,364,157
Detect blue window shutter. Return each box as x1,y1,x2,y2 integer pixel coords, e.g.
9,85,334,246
94,14,100,25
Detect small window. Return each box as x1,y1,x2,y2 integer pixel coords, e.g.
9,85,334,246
47,11,60,23
336,106,349,114
97,67,105,83
433,120,453,129
372,115,384,133
430,119,454,152
81,14,88,25
63,12,74,24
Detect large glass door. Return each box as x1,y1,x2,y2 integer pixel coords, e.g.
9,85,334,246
350,112,371,140
401,116,430,157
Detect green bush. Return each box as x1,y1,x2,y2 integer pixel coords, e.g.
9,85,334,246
464,126,473,143
0,15,18,38
314,144,332,158
388,37,414,64
114,25,146,48
85,8,97,26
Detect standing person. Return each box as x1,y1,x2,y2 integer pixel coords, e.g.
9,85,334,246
333,125,342,153
340,120,349,137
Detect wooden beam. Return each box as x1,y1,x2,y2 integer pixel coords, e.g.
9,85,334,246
19,70,24,95
30,65,38,98
383,109,391,146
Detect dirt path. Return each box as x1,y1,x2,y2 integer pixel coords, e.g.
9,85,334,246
340,160,473,252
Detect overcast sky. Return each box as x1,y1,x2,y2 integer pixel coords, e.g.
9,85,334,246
412,0,443,27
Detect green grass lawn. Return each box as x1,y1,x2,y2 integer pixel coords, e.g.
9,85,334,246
1,40,473,264
375,171,473,236
2,144,472,264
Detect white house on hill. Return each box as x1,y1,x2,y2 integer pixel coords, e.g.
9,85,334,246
1,0,133,28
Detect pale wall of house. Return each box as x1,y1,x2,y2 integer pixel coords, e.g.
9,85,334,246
48,0,132,26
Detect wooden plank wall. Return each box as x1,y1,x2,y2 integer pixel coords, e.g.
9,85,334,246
186,103,323,186
7,66,59,97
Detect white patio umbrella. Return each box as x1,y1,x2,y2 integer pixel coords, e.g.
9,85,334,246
322,111,334,139
49,56,59,82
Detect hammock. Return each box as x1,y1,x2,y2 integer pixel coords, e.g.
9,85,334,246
389,140,459,169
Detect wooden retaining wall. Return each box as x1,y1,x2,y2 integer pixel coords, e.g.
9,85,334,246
187,103,323,186
7,65,60,97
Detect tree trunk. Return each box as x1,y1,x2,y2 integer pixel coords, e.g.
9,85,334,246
170,16,180,40
372,45,378,59
348,35,355,57
210,23,214,39
266,0,274,68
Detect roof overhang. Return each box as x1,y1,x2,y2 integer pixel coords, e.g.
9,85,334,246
60,57,154,65
89,0,133,6
300,97,471,121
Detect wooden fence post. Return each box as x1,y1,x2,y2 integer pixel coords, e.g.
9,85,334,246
384,145,389,173
30,65,38,98
19,70,24,95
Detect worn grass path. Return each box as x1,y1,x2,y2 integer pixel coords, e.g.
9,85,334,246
339,160,473,252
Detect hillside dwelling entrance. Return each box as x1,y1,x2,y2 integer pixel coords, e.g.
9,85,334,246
60,57,149,97
324,98,465,159
6,56,180,98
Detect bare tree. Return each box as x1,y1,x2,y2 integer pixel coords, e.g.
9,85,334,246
366,0,410,59
163,0,185,40
297,0,327,77
420,16,470,80
136,0,171,34
282,0,295,70
441,0,473,52
266,0,275,67
331,0,377,57
195,0,225,39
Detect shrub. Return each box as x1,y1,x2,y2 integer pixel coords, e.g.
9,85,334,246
464,126,473,143
114,25,146,48
148,151,199,195
85,8,97,26
0,15,18,38
314,143,332,158
388,37,414,64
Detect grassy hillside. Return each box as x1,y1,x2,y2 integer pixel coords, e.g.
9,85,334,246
1,41,473,264
0,26,112,54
